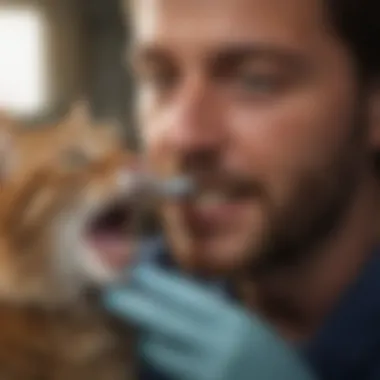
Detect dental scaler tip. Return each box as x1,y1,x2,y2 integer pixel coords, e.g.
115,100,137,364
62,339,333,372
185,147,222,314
152,176,196,199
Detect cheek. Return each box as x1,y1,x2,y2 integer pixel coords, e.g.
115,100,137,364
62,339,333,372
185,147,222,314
142,141,178,177
137,88,162,142
224,93,354,204
139,115,178,177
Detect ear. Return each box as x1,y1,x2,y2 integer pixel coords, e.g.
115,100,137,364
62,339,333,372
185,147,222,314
69,100,92,122
98,117,123,142
65,100,93,134
0,111,17,184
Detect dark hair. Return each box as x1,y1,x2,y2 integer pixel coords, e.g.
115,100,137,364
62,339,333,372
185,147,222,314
326,0,380,81
125,0,379,80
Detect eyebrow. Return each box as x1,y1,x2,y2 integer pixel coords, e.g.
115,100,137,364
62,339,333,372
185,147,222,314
128,44,174,69
129,42,310,74
212,43,310,73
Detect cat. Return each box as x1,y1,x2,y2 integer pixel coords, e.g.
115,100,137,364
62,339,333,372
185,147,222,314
2,102,122,183
0,104,139,380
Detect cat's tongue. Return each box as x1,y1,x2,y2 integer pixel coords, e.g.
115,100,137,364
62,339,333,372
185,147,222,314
89,234,134,270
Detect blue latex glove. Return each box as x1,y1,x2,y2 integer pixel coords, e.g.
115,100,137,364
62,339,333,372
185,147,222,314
105,265,317,380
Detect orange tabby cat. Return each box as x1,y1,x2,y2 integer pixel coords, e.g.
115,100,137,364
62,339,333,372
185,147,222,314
3,102,122,183
0,106,138,380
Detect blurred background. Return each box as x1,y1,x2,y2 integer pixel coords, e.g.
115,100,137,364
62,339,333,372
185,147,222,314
0,0,136,146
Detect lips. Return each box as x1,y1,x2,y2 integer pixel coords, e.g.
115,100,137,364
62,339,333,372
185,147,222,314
179,188,254,236
192,192,236,221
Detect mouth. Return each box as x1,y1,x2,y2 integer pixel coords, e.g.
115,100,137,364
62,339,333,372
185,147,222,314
180,181,258,235
192,189,252,214
84,197,138,271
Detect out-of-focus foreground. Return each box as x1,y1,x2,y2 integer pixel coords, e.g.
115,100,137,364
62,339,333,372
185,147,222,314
0,3,143,378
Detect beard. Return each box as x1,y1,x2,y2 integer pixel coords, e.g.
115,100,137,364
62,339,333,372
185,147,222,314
158,99,370,280
247,108,368,277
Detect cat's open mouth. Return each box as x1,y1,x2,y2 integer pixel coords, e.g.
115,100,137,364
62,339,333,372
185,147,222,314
84,197,138,271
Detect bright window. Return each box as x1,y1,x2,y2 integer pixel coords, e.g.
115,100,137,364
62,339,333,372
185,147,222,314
0,7,48,117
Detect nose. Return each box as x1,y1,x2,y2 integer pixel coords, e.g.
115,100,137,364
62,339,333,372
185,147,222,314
162,75,226,161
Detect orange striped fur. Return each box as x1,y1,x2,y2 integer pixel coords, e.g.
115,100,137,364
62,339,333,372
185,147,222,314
0,104,136,380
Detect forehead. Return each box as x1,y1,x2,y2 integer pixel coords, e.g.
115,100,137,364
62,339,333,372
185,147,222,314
132,0,329,53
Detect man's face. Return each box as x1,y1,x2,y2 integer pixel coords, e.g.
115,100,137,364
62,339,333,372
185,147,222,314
132,0,375,276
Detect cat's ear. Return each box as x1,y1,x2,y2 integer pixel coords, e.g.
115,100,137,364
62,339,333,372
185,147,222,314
69,100,91,122
0,111,17,184
97,117,123,144
65,100,92,133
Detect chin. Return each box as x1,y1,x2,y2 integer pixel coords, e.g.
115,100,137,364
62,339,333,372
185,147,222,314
170,236,254,277
163,200,268,277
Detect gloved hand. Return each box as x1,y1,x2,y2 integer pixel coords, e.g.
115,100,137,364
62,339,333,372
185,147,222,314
104,265,317,380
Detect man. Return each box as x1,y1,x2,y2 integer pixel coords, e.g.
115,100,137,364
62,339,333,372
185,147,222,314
106,0,380,379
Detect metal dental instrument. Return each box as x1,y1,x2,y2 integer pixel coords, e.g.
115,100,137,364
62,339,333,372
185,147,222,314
119,173,196,200
150,176,196,199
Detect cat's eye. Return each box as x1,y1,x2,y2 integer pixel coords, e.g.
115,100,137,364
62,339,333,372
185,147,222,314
61,148,89,169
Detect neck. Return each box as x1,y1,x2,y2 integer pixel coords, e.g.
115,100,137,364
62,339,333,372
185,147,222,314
239,175,380,342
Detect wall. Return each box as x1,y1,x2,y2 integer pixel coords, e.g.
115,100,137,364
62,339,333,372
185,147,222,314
0,0,136,145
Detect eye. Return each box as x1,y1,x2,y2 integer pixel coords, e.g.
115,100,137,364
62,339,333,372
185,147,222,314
143,71,177,92
136,63,179,95
60,148,89,169
236,73,281,94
